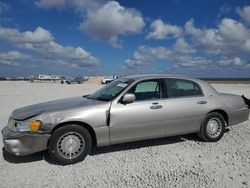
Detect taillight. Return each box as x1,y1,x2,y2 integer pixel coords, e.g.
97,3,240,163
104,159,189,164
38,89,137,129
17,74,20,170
242,95,250,108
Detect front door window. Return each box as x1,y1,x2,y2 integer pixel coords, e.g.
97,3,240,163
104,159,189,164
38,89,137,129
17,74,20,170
129,80,161,101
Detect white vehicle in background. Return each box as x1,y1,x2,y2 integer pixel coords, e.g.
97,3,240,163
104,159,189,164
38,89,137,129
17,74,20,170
83,76,89,81
30,74,60,82
38,74,60,80
101,76,119,84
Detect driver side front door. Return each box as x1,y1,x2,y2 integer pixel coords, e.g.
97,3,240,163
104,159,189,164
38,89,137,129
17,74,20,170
109,79,166,144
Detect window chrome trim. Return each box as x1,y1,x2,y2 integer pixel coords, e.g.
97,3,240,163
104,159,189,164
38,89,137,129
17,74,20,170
113,77,206,104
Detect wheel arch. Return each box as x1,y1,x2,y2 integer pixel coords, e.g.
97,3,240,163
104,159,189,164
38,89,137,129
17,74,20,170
51,121,97,147
207,109,229,125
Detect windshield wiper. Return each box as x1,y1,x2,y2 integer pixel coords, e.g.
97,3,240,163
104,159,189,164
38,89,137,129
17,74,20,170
96,97,110,101
83,95,109,101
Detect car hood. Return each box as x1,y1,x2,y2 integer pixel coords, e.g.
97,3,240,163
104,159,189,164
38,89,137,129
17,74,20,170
11,96,106,120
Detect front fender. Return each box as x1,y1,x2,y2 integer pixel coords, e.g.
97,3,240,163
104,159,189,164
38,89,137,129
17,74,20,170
39,102,111,130
37,102,111,147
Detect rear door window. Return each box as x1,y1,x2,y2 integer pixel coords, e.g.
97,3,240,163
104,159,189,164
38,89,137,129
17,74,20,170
165,79,203,98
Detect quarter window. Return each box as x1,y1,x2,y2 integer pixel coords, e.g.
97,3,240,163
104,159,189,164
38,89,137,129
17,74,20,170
165,79,202,98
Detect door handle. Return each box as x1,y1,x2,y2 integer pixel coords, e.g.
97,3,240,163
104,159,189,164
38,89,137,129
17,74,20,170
197,101,207,104
150,104,163,109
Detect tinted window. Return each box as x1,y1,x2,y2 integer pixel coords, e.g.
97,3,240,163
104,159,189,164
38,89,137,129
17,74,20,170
129,80,161,101
165,79,202,98
135,81,159,93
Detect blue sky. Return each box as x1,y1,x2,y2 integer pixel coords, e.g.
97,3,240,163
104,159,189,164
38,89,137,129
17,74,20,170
0,0,250,77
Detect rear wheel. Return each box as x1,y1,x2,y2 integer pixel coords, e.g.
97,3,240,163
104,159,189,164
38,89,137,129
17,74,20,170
198,112,225,142
48,125,92,165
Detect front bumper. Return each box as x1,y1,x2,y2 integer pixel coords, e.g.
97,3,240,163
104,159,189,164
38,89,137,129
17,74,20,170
2,127,50,156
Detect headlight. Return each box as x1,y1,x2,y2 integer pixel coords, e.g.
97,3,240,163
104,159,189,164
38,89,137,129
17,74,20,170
15,121,29,132
7,118,15,130
15,120,41,132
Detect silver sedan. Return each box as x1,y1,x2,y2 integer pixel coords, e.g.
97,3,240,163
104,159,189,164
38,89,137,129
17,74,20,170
2,74,249,164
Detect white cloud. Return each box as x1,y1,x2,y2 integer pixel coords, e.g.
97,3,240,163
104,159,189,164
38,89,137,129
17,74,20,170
80,1,145,48
219,18,250,41
124,38,195,68
146,19,182,40
125,46,169,68
218,57,243,66
35,0,102,11
184,18,250,55
35,0,67,9
234,57,242,65
124,6,250,73
237,6,250,24
24,41,99,67
174,37,195,53
36,0,145,48
0,27,54,43
123,45,248,73
30,3,250,74
71,0,104,13
218,58,232,66
0,51,30,66
124,45,208,69
0,27,99,68
126,38,196,68
184,19,222,54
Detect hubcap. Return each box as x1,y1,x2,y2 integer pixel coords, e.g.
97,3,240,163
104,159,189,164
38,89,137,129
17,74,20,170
206,118,222,138
57,132,85,159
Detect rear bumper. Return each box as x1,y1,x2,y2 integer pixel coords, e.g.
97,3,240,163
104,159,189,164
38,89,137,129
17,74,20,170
2,127,50,156
229,107,249,126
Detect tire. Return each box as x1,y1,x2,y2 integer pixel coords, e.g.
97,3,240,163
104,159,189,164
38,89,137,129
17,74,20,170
198,112,225,142
48,125,92,165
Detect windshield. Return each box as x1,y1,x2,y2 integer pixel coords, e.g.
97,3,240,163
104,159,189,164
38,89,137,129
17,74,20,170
87,78,134,101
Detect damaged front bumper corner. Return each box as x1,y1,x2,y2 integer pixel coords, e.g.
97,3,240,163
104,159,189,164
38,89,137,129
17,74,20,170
2,127,50,156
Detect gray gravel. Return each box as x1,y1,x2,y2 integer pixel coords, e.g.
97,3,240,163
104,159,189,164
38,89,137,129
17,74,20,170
0,81,249,188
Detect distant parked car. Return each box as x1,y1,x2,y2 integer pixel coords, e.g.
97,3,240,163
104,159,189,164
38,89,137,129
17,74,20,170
101,76,119,84
66,77,84,84
101,77,114,84
83,76,89,81
2,74,249,165
0,77,7,81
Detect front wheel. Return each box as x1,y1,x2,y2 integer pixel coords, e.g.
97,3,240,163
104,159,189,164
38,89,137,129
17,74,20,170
48,125,92,165
198,112,225,142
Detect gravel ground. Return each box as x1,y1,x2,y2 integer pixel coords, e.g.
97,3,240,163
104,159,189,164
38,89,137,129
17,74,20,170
0,81,249,188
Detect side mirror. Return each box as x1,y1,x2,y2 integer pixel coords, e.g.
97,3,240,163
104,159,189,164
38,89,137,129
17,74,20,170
122,93,135,104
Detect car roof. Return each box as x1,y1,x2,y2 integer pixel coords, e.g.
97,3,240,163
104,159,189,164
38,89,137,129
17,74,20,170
124,74,192,80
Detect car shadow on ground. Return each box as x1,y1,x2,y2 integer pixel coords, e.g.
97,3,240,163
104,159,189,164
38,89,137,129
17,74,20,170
90,133,196,156
2,128,230,165
90,127,230,156
2,148,45,164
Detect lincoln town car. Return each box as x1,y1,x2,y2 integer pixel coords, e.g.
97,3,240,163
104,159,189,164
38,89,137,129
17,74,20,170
2,75,249,164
